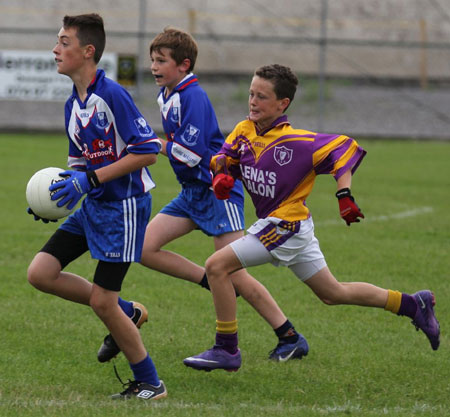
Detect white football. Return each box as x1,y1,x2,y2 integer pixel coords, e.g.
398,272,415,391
26,167,75,220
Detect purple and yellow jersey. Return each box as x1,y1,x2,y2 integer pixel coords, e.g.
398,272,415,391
211,115,366,222
65,69,161,201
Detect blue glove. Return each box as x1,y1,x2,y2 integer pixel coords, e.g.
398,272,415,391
49,170,92,210
27,207,57,223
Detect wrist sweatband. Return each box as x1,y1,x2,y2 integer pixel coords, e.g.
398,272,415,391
335,188,351,199
86,170,101,188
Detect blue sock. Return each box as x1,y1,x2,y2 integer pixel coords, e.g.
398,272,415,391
118,297,134,317
129,354,160,386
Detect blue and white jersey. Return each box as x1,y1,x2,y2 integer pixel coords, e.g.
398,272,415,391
65,69,161,201
157,73,226,185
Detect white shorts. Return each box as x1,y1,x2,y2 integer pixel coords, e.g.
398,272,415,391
229,217,327,281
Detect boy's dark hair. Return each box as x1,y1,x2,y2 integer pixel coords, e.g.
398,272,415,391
150,27,198,72
255,64,298,108
63,13,105,64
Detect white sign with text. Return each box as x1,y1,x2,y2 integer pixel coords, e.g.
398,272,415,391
0,50,117,101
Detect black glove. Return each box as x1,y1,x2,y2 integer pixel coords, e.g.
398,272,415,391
27,207,57,224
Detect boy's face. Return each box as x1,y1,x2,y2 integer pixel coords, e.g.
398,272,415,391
150,47,189,93
52,26,89,77
248,76,289,129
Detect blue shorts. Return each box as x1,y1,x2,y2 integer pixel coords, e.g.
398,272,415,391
60,193,152,262
161,182,244,236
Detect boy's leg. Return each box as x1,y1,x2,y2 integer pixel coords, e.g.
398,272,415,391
302,266,440,350
140,213,204,283
206,245,241,321
98,213,201,363
27,229,92,304
183,245,243,372
90,285,167,401
215,231,309,362
214,231,287,329
90,284,148,364
28,252,93,304
303,266,389,307
90,263,166,400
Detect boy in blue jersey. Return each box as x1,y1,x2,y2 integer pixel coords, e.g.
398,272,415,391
97,27,309,365
183,64,440,372
27,14,167,400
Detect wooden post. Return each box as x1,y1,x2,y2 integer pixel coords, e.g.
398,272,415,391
419,18,428,89
188,9,197,34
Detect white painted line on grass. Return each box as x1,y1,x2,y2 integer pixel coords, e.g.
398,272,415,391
316,206,434,226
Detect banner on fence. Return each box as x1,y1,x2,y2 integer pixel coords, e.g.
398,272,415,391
0,50,117,101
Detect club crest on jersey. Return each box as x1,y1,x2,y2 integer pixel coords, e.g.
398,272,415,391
170,106,180,123
274,145,293,166
181,123,200,146
95,111,109,128
134,117,154,137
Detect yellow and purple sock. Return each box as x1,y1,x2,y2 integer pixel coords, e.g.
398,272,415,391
384,290,417,319
216,320,238,354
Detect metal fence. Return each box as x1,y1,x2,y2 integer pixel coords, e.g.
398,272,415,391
1,0,450,139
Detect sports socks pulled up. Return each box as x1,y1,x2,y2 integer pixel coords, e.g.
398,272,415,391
129,354,160,386
384,290,417,319
215,319,238,354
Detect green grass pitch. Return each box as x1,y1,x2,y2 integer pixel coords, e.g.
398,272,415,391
1,133,449,416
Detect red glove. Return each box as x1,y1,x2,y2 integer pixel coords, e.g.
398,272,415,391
212,173,235,200
336,188,364,226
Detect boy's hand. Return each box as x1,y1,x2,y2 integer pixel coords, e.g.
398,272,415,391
336,188,364,226
27,207,57,223
49,171,93,210
212,173,234,200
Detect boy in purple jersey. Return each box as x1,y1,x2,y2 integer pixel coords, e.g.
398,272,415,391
26,14,167,400
97,28,309,364
183,64,440,372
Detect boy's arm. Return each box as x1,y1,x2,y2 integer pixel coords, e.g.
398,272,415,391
336,169,352,190
158,138,168,156
49,153,158,210
335,169,364,226
211,154,228,175
311,133,365,226
165,92,216,169
94,152,157,184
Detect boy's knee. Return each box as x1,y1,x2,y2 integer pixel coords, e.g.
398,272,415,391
319,296,336,305
89,289,117,320
27,252,61,291
205,255,222,280
89,294,107,316
317,291,345,305
27,262,49,291
27,265,40,289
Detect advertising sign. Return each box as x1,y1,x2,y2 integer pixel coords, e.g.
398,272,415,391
0,50,117,101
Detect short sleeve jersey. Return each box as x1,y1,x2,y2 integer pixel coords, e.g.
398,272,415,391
64,69,161,201
211,115,366,222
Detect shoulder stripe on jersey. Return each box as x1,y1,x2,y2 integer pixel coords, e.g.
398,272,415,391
177,78,198,91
